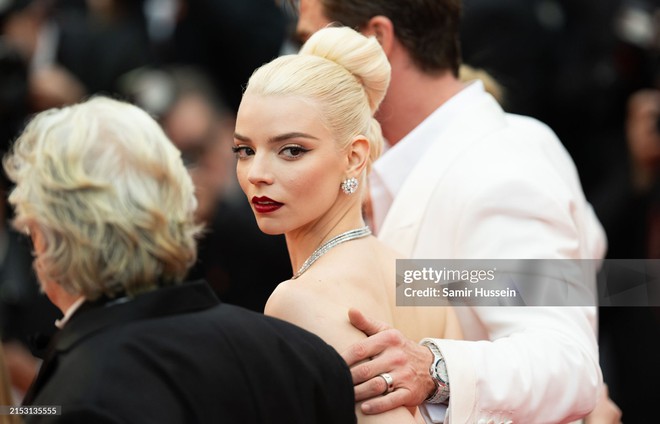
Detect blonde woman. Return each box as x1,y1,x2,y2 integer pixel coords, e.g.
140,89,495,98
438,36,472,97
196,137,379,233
234,26,462,424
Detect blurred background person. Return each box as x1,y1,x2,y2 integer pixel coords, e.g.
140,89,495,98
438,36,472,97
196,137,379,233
597,84,660,424
0,0,151,111
150,0,288,112
0,0,289,114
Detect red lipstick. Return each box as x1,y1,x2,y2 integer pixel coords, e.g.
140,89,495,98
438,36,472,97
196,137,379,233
251,196,283,213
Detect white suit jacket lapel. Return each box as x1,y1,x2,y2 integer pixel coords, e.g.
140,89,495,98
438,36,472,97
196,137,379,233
378,95,506,254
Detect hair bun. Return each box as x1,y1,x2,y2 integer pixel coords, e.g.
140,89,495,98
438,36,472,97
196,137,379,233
299,26,390,113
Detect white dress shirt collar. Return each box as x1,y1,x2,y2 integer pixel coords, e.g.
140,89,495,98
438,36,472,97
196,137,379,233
55,295,86,329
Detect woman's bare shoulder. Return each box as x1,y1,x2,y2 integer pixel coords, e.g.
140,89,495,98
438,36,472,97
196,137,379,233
264,279,368,352
264,279,323,326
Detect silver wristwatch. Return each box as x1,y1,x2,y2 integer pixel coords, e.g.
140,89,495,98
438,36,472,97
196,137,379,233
420,338,450,404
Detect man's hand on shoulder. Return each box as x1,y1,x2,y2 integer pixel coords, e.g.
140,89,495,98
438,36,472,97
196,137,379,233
341,308,436,414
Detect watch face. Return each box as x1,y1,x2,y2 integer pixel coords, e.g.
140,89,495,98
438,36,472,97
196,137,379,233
434,357,449,383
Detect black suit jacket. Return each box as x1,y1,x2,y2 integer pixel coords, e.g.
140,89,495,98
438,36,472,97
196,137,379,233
23,282,356,424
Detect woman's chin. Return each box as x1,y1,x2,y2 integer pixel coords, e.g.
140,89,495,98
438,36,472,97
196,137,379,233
255,222,285,236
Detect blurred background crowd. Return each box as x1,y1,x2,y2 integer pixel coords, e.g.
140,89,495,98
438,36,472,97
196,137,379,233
0,0,658,422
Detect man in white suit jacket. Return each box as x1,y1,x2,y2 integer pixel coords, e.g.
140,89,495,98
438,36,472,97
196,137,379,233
295,0,620,422
373,80,605,423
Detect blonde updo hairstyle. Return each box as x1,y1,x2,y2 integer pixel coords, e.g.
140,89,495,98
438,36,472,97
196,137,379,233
244,26,390,179
3,96,201,300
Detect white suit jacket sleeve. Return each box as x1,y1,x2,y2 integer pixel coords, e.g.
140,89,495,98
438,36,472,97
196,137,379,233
431,173,602,423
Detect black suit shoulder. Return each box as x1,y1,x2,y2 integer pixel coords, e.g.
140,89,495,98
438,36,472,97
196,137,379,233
27,292,355,424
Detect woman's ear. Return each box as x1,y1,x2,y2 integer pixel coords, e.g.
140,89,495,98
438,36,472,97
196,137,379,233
362,15,394,56
346,135,370,177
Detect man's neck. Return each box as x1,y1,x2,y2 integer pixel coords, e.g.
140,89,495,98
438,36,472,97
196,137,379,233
377,59,465,146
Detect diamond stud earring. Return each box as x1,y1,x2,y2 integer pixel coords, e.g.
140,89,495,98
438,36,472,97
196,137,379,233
341,177,359,194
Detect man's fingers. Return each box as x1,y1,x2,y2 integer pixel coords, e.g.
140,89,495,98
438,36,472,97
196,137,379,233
353,372,391,401
341,329,403,367
348,307,391,336
360,389,411,415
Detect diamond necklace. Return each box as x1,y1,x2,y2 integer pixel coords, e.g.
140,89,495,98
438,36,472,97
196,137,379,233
292,226,371,279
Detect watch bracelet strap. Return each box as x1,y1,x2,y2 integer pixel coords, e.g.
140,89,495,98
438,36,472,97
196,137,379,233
420,338,450,404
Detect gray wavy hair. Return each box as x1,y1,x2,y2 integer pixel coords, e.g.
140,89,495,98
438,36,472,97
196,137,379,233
3,96,201,300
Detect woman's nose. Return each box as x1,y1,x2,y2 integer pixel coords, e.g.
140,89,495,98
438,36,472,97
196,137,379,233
246,153,274,185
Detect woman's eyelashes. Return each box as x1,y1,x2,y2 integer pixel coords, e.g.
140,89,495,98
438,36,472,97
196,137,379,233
232,145,254,159
232,144,310,160
280,145,310,159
